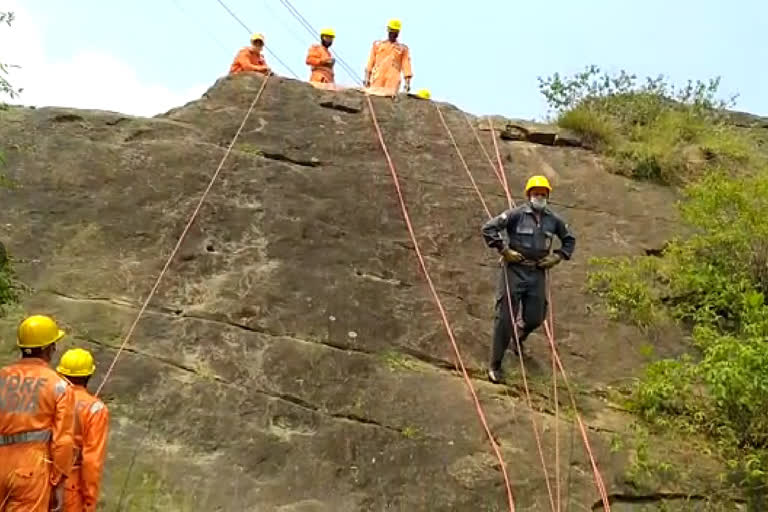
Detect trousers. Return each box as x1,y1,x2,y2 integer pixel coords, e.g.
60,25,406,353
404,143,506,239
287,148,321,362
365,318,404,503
0,444,52,512
490,263,547,372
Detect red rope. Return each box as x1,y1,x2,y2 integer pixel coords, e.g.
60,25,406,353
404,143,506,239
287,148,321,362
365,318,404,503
436,105,557,512
504,270,557,512
365,94,516,512
434,105,492,219
544,284,611,510
488,118,514,210
464,113,508,200
460,110,610,510
94,76,271,397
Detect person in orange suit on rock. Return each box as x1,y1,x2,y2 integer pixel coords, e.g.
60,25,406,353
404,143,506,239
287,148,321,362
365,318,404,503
306,28,336,87
364,19,412,95
0,315,75,512
230,33,271,75
57,349,109,512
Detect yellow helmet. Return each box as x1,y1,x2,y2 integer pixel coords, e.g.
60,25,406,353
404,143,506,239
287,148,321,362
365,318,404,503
57,348,96,377
17,315,66,348
416,89,431,100
524,175,552,195
320,27,335,37
387,19,402,31
250,32,265,43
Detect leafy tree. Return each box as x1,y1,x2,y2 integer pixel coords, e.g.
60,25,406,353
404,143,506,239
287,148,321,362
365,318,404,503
0,11,21,100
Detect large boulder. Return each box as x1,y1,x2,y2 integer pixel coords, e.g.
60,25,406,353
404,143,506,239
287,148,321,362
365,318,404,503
0,74,726,510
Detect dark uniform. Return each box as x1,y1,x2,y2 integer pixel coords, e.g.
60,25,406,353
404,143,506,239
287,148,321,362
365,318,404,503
482,204,575,373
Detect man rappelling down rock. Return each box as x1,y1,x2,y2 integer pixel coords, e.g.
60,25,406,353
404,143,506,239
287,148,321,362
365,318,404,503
481,176,576,384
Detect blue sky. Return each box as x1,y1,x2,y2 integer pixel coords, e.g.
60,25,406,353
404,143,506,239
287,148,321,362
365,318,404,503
2,0,765,119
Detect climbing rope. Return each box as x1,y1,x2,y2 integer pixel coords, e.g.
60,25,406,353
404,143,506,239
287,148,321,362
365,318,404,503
484,115,612,512
464,114,507,195
436,103,561,510
434,105,492,218
365,94,516,512
95,75,271,397
433,106,612,510
436,103,557,512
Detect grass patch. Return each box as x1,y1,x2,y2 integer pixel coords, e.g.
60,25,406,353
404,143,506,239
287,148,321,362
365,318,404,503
235,142,264,157
0,248,18,315
380,349,429,373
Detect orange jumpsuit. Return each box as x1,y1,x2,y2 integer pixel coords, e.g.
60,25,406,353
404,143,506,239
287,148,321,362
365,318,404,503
306,44,335,85
229,47,269,75
0,358,75,512
365,40,413,95
62,386,109,512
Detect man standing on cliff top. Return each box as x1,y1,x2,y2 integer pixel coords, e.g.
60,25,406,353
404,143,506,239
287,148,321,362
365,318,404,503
307,28,336,87
364,19,412,95
481,175,576,384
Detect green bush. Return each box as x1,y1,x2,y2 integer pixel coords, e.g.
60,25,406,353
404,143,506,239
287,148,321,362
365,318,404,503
538,66,760,183
0,260,16,312
590,170,768,487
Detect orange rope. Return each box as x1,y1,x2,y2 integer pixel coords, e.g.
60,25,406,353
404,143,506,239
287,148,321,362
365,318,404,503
544,285,611,510
95,76,271,397
436,105,557,512
365,94,516,512
434,105,492,219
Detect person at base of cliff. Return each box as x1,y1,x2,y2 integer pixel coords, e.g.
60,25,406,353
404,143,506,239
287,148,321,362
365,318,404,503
0,315,75,512
481,176,576,384
229,33,272,75
306,28,336,86
364,19,412,95
57,348,109,512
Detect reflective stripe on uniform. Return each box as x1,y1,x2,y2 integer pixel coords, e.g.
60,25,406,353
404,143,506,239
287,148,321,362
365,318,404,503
0,428,52,446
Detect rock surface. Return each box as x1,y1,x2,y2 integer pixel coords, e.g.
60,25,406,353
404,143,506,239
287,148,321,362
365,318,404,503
0,75,727,510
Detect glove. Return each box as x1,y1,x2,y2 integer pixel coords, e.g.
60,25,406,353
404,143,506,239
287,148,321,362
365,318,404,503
537,253,563,269
501,248,523,264
327,58,336,67
364,76,371,87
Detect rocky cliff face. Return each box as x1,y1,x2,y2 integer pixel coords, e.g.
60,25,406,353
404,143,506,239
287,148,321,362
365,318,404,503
0,75,723,510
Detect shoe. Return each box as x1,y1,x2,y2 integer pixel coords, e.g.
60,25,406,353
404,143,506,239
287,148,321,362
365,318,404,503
487,368,503,384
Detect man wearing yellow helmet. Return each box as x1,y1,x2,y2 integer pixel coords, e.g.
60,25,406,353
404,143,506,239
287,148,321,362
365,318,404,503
0,315,75,512
364,19,413,95
481,175,576,383
229,33,271,75
306,28,336,86
56,348,109,512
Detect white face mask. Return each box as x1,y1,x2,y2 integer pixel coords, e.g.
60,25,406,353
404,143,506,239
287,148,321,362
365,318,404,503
530,196,548,210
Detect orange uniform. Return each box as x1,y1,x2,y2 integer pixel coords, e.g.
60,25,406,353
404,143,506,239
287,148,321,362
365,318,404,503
229,47,269,75
62,386,109,512
306,44,335,84
0,358,75,512
366,40,413,94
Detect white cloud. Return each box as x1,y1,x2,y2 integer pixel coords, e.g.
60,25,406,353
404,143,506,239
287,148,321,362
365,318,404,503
0,2,207,116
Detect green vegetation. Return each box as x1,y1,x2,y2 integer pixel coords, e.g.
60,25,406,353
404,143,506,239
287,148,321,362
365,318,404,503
0,249,17,315
589,168,768,491
1,10,19,187
0,11,20,101
538,65,761,183
553,65,768,496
